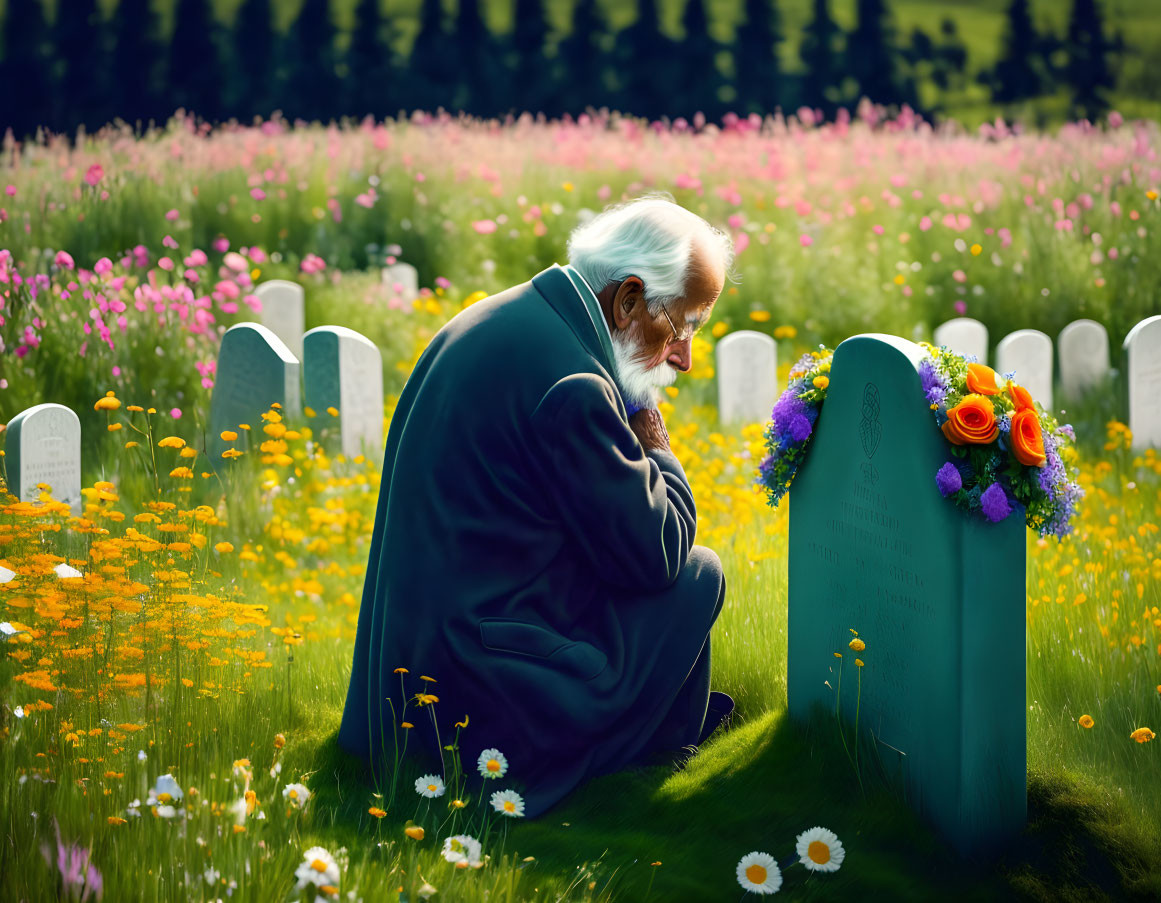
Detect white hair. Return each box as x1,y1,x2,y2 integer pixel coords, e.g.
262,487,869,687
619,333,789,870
566,192,736,316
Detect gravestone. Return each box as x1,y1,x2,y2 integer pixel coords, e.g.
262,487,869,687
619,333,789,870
788,334,1026,857
208,324,302,463
4,403,82,516
1058,319,1109,399
303,326,385,459
995,329,1054,412
381,263,419,302
254,279,305,361
1123,315,1161,450
716,331,778,425
933,318,988,365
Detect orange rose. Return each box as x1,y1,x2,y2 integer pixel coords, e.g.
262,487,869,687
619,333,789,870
1007,383,1035,412
941,394,999,445
1010,408,1047,467
965,363,1002,396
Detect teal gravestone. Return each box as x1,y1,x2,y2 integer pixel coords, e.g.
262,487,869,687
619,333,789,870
787,334,1026,857
208,323,301,464
302,326,384,459
5,403,82,516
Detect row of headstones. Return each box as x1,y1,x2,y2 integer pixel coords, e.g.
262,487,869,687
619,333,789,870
716,315,1161,450
3,317,385,518
207,316,385,465
254,266,419,362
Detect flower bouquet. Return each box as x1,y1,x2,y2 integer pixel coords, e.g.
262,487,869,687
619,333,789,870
918,342,1083,537
756,341,1083,538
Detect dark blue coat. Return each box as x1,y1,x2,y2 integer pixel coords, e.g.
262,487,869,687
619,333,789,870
338,263,720,816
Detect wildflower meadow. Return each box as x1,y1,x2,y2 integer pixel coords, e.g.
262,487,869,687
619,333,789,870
1,108,1160,900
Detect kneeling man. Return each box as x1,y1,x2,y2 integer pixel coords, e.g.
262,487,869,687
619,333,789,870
339,193,736,817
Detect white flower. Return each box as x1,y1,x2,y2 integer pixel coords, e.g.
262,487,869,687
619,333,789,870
126,799,142,818
282,783,310,809
137,750,147,762
154,804,180,819
228,796,248,826
795,826,845,873
489,788,525,818
441,834,482,866
0,566,16,583
415,774,445,798
1,620,22,636
417,881,438,900
736,851,782,894
294,846,341,891
269,761,282,778
477,748,508,779
54,562,83,579
146,774,184,806
13,705,25,718
203,867,220,886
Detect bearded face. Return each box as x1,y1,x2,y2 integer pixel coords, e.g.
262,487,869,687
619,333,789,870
610,320,678,409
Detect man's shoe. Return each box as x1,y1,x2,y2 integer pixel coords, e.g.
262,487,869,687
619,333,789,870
696,691,735,746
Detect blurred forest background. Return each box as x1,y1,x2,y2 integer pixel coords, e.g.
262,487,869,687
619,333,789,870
0,0,1157,143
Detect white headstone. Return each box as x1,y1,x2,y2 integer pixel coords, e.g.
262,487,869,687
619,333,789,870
1058,319,1109,399
209,323,302,463
5,403,82,516
303,326,385,459
1124,315,1161,451
933,318,989,365
995,329,1054,412
254,279,305,361
716,331,778,426
381,263,419,302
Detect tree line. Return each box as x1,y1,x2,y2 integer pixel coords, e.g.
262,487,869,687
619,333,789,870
0,0,1126,143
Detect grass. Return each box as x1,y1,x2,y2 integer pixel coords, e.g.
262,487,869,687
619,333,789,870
2,375,1160,899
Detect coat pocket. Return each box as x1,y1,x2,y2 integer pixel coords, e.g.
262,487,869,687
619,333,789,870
478,618,608,681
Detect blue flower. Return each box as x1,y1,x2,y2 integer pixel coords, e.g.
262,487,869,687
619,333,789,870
980,482,1011,523
935,462,962,497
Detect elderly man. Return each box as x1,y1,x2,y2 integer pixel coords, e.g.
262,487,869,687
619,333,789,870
338,193,736,817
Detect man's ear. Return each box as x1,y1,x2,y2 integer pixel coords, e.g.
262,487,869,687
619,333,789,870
612,277,643,330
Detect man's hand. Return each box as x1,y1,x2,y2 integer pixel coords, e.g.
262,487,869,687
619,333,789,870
629,407,671,452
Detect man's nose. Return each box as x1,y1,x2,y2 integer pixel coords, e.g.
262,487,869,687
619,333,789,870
667,339,693,372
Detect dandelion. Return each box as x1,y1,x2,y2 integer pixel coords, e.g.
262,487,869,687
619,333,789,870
158,436,185,449
405,825,425,840
294,846,341,892
274,733,286,749
849,638,865,652
477,748,508,779
795,826,845,872
415,774,445,798
1131,727,1155,744
490,789,525,817
855,659,864,668
736,851,782,894
368,806,387,818
283,783,310,809
441,834,482,866
1079,715,1094,729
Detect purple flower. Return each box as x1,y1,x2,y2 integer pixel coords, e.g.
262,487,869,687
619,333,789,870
789,413,813,442
980,482,1011,523
919,357,950,407
935,462,962,497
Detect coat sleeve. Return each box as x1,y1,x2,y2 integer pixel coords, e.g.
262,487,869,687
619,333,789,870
529,371,697,592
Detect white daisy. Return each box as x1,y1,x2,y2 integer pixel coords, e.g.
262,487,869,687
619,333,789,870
736,851,782,895
282,782,310,809
477,748,508,779
294,846,341,891
145,774,184,806
125,799,142,818
489,788,525,818
54,562,83,579
415,774,445,798
795,826,845,873
441,834,482,866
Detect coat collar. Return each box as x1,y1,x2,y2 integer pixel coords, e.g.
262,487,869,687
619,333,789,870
531,263,617,377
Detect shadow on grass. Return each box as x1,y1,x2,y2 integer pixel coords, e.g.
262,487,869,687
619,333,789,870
303,706,1161,902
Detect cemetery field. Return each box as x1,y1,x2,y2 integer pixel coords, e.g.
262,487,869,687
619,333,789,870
2,109,1161,898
